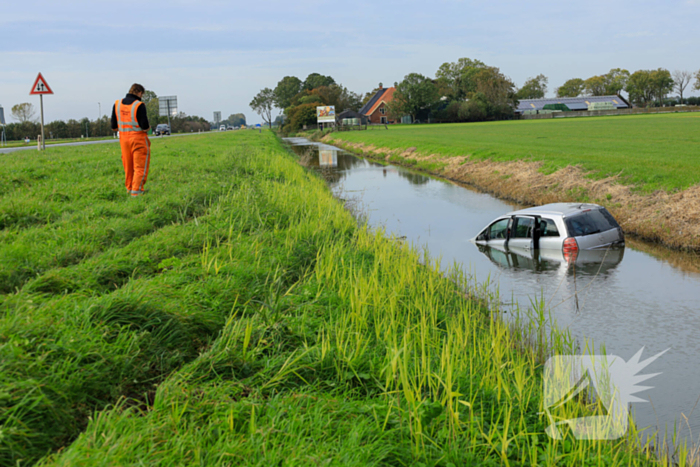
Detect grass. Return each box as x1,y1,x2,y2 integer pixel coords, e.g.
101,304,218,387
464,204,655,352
0,131,667,466
327,113,700,193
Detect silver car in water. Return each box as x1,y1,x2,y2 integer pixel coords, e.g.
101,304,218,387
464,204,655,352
472,203,624,254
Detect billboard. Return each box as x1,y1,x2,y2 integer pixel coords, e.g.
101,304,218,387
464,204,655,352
0,106,5,125
213,111,221,123
316,106,335,123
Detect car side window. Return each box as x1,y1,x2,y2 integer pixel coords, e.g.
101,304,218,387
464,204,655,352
488,219,509,240
540,218,560,237
512,217,534,238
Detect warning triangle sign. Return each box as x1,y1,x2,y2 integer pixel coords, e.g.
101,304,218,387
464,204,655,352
30,73,53,95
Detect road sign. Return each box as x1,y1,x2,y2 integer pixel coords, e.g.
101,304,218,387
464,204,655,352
159,96,178,117
30,73,53,95
29,73,52,150
0,105,5,125
213,111,221,124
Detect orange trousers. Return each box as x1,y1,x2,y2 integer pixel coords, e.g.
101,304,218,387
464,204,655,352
119,133,151,196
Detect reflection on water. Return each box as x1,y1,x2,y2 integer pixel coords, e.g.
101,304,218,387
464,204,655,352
477,244,625,277
319,149,338,167
284,138,700,445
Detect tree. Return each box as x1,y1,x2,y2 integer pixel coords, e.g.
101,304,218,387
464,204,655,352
584,75,607,96
302,73,335,91
694,70,700,91
249,88,275,128
285,103,317,132
672,70,692,104
142,90,161,128
556,78,585,97
517,74,548,99
626,70,653,106
389,73,439,122
650,68,674,105
312,84,362,112
435,58,487,100
603,68,630,95
11,103,37,123
474,67,517,107
273,76,302,110
224,113,246,127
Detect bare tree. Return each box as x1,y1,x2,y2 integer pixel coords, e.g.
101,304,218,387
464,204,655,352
672,70,692,104
11,103,37,123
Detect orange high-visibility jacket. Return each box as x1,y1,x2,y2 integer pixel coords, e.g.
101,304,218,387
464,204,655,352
115,99,147,135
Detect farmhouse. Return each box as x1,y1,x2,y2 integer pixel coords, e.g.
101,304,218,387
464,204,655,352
516,95,630,114
359,85,397,124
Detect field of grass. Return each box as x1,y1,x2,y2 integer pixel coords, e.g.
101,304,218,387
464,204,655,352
328,113,700,193
1,131,666,466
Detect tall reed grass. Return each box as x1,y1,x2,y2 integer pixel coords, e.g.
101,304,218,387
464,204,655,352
0,132,662,466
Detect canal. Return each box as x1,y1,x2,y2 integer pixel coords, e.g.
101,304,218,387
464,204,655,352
285,137,700,445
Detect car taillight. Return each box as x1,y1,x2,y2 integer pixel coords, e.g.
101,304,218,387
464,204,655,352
563,237,578,254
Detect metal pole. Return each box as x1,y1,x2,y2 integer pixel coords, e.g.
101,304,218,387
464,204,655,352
167,100,172,134
40,94,45,150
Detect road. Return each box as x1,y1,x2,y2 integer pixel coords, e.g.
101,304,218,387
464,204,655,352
0,132,214,154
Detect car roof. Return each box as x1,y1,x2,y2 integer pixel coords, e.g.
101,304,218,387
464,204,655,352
506,203,603,218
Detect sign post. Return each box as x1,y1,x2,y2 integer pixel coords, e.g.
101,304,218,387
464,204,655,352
159,96,178,134
29,73,53,150
0,105,6,147
316,105,335,131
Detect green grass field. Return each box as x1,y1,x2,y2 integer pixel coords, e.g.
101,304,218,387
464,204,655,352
1,132,663,466
329,113,700,192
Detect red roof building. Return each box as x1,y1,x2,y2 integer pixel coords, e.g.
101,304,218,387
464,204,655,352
359,86,397,124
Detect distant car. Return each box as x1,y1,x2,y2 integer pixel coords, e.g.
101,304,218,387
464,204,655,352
153,124,170,136
227,126,234,131
219,125,226,131
472,203,624,254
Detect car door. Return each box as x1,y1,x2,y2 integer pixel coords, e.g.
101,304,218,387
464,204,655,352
538,217,563,250
475,217,511,249
508,216,536,251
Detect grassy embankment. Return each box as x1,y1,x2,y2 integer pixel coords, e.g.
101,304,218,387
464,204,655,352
324,113,700,250
1,132,666,466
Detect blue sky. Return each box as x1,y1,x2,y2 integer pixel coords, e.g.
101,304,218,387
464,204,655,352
2,0,699,124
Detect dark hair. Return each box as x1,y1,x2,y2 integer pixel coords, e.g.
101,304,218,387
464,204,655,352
128,83,145,95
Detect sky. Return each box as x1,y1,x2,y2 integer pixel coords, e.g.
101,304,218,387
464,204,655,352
2,0,699,125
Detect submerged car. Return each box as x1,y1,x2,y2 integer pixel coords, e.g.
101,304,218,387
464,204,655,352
473,203,624,253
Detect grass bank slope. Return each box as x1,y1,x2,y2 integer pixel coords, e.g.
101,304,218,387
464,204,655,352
2,132,659,466
325,114,700,250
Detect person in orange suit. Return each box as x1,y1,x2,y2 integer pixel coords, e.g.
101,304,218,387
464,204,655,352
111,83,151,196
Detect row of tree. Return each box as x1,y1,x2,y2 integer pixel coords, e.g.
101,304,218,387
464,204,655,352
249,62,700,132
388,58,519,123
2,92,209,141
555,69,700,106
250,73,364,133
217,113,246,128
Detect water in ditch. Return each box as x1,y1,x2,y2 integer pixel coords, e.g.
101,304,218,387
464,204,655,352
285,137,700,446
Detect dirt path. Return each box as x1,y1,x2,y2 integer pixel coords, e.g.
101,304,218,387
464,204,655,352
324,136,700,251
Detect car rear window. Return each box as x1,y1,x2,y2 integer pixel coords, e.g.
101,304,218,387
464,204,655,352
564,208,620,237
